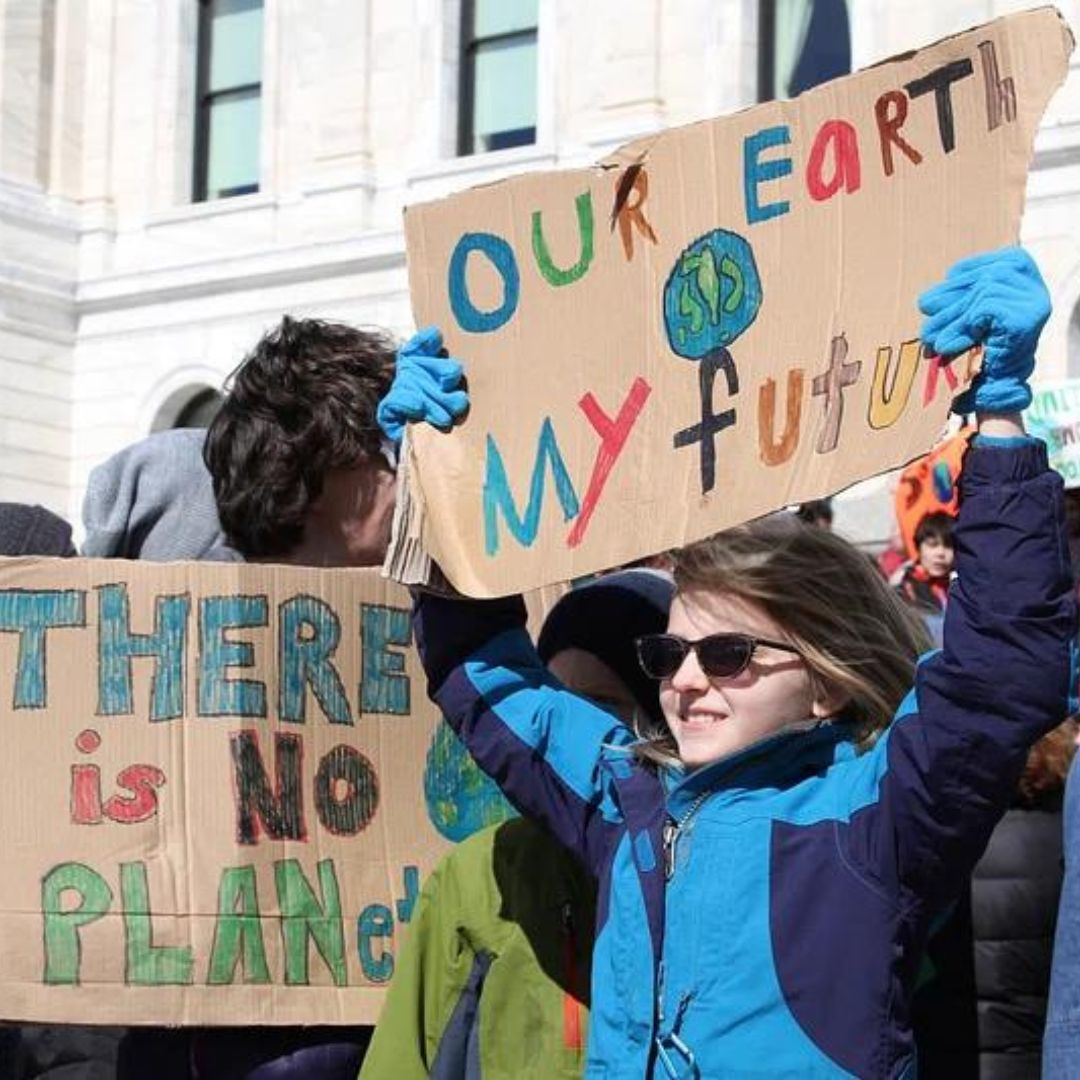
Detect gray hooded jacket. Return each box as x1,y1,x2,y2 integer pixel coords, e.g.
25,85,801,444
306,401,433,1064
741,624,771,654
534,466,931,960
81,428,240,562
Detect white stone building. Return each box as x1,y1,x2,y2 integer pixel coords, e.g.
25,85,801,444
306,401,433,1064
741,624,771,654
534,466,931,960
0,0,1077,544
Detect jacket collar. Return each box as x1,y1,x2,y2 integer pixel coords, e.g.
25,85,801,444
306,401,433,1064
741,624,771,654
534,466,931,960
662,719,854,817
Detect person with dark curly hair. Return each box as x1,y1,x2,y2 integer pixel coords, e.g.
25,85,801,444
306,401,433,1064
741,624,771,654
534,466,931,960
205,316,465,568
203,316,400,566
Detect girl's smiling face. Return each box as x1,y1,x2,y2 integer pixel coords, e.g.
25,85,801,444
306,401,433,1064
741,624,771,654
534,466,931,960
660,589,843,770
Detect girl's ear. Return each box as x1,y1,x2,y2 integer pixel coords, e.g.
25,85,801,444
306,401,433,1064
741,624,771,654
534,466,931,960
811,683,851,719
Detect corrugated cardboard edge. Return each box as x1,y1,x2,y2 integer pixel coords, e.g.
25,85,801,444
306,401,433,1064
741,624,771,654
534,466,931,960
382,433,459,593
382,430,431,585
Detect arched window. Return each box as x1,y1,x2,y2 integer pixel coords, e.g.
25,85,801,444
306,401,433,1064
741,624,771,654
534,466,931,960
152,385,225,432
173,387,224,428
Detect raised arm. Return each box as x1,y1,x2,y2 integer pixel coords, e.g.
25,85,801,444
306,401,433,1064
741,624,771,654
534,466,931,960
844,248,1078,913
413,591,634,872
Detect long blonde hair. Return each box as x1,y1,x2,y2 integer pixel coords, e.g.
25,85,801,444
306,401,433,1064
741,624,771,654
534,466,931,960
635,515,931,764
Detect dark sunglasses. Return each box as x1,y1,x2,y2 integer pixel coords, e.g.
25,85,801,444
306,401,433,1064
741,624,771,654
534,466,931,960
635,632,802,680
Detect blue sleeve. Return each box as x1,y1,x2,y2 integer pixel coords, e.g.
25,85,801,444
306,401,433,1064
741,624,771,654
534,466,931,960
844,439,1077,914
413,592,632,872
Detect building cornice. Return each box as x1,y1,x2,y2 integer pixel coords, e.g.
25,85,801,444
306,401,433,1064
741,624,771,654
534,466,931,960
0,176,79,238
76,229,406,314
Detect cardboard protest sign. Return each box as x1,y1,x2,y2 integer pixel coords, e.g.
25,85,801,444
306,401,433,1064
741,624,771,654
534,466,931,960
0,556,545,1026
394,7,1073,598
1027,378,1080,487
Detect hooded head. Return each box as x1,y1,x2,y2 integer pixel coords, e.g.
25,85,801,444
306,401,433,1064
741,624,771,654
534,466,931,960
0,504,76,557
81,429,240,562
537,567,674,728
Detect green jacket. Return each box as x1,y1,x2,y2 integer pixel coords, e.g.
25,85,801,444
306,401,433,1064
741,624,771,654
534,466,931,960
361,818,595,1079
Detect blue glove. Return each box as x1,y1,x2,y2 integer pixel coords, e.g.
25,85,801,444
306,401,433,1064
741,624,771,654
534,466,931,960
376,326,468,446
918,246,1051,414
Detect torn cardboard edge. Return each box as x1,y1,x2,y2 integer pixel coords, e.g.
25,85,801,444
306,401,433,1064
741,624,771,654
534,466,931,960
383,430,430,586
381,433,458,592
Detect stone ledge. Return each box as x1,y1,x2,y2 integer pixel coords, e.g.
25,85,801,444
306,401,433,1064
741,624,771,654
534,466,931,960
76,230,406,314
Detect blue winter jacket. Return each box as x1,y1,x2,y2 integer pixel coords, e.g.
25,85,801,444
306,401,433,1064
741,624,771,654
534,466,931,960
413,440,1076,1079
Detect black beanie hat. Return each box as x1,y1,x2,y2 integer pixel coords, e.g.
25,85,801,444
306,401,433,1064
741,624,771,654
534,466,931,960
537,568,674,726
0,503,76,557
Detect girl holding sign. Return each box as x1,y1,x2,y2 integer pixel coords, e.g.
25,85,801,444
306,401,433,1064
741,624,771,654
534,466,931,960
383,247,1076,1078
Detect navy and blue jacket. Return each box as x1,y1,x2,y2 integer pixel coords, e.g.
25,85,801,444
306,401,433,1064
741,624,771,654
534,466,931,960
414,440,1077,1079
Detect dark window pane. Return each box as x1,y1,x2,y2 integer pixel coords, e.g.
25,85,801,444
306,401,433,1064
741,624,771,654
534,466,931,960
174,388,224,429
763,0,850,101
481,126,536,153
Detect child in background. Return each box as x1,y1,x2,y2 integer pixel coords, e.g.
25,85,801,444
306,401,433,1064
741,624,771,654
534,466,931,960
893,510,955,614
390,247,1075,1077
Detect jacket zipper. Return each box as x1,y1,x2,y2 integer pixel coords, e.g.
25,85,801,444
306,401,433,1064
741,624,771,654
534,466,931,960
662,739,809,881
663,789,712,880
